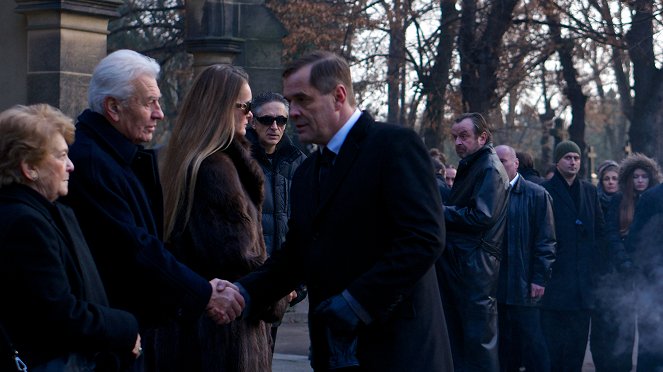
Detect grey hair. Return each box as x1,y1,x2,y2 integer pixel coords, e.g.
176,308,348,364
88,49,160,113
251,92,289,116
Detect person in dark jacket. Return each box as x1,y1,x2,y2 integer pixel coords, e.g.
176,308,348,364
0,104,140,371
62,50,244,368
516,151,546,184
246,92,308,347
596,154,661,372
541,140,605,371
437,113,510,372
625,182,663,370
432,157,451,203
590,159,623,371
233,51,453,371
495,145,556,372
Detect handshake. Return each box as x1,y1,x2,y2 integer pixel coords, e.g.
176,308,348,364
206,279,246,324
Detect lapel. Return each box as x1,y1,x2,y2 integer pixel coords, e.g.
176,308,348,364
314,112,372,216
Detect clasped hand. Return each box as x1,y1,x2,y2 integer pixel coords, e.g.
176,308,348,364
206,279,245,324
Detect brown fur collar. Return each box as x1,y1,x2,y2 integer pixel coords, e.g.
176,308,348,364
619,153,662,190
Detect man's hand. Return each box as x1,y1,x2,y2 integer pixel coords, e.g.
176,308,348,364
206,278,245,324
287,290,298,303
131,334,142,359
530,283,545,298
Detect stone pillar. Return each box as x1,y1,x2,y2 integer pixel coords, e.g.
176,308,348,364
185,0,287,94
15,0,122,118
185,0,244,76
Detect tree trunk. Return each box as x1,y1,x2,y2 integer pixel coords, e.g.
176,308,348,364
421,0,458,150
458,0,519,114
626,0,663,164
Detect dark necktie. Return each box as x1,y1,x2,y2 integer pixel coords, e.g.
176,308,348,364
318,147,336,185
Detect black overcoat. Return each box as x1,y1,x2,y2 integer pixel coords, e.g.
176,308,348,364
239,112,452,371
63,110,211,326
0,184,138,368
541,171,605,310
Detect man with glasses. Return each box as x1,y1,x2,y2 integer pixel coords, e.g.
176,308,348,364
437,113,510,372
246,91,308,350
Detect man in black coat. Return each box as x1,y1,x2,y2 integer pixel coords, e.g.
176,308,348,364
541,140,605,371
495,145,556,372
233,51,452,371
62,50,244,360
437,113,510,372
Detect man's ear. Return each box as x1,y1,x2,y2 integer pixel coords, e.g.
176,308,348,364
478,131,488,146
103,97,122,122
332,84,347,108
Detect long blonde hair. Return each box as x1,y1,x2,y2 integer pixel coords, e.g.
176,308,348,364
161,64,249,239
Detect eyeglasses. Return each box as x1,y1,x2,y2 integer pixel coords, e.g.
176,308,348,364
235,101,252,115
255,115,288,127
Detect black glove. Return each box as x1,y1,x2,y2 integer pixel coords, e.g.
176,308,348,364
315,294,361,370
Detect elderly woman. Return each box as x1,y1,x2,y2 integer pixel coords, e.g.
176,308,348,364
0,104,140,371
159,65,288,371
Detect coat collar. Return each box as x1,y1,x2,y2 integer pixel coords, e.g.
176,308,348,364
458,144,494,173
549,170,582,213
0,183,56,218
76,109,141,166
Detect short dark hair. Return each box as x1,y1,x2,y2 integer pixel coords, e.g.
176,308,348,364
251,92,289,116
283,51,356,106
453,112,492,143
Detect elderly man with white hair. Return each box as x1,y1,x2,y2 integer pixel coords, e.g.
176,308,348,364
62,50,244,364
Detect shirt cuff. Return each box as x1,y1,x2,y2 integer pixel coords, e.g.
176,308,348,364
342,290,372,325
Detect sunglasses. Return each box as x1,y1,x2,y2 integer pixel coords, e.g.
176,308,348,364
235,101,252,115
255,115,288,127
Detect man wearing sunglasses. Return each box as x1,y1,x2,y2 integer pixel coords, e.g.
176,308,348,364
245,91,308,350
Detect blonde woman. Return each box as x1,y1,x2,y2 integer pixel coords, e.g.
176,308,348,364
158,65,287,371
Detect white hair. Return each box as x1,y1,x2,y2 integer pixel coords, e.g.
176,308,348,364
88,49,161,114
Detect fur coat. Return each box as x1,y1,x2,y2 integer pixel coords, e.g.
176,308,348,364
154,136,288,372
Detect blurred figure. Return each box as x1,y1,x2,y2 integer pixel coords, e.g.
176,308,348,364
541,140,605,371
516,151,545,184
495,145,556,372
625,165,663,370
0,104,140,371
432,157,451,203
246,91,308,349
159,65,288,371
597,154,661,372
445,164,457,187
544,164,556,180
439,113,510,372
430,147,447,165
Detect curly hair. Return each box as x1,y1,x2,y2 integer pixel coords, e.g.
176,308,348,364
0,104,74,187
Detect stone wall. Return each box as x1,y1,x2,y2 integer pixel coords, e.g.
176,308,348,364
0,2,28,112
